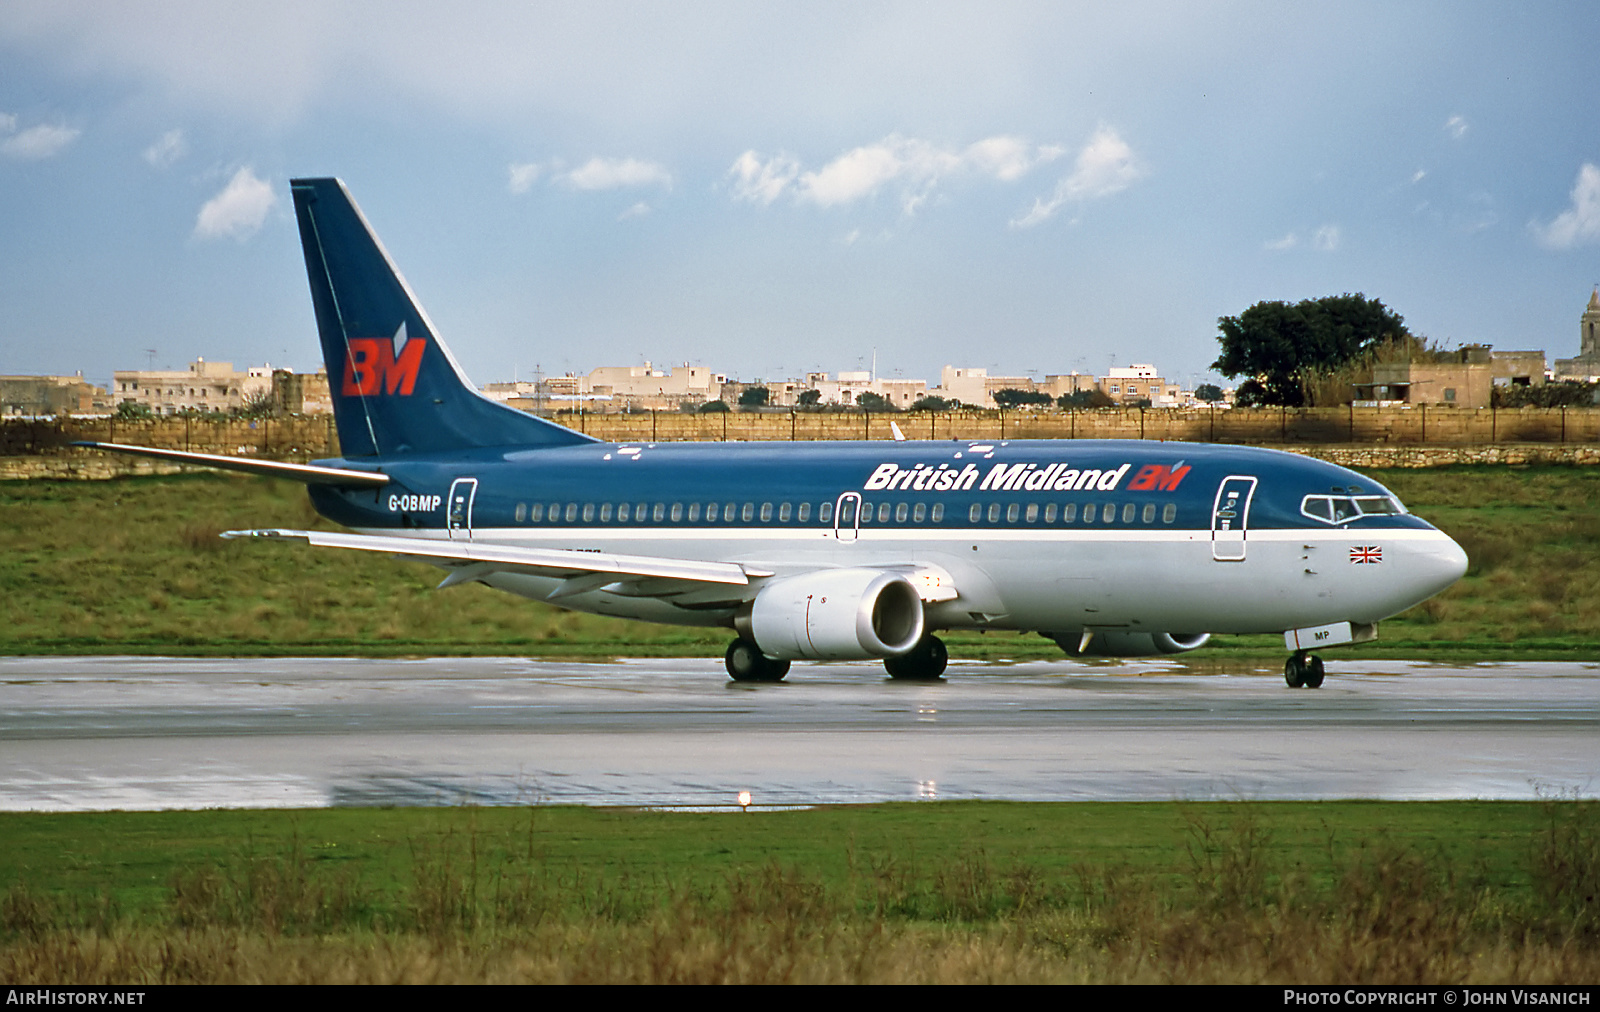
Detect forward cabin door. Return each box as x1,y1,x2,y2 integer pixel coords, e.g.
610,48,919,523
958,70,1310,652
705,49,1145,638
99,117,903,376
834,491,861,542
1210,475,1257,561
447,477,478,541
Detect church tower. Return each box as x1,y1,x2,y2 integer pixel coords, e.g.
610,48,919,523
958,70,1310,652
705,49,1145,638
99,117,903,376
1583,288,1600,359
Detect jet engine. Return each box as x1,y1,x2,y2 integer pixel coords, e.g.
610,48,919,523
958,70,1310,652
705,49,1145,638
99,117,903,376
743,568,925,661
1049,630,1211,657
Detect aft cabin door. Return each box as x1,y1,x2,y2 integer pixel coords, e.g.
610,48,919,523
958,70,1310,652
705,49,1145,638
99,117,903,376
1210,475,1256,562
447,478,478,540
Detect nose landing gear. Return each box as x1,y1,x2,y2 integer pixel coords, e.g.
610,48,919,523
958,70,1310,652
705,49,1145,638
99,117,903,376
1284,652,1325,689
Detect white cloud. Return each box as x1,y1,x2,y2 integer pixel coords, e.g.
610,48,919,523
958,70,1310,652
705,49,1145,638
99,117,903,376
1264,233,1298,252
1410,168,1426,184
1010,126,1143,228
194,166,275,240
1,122,81,160
1445,115,1468,140
728,150,800,205
143,128,186,168
731,133,1062,216
1312,224,1341,251
618,201,651,221
0,112,15,133
507,161,542,194
1532,163,1600,250
559,157,671,191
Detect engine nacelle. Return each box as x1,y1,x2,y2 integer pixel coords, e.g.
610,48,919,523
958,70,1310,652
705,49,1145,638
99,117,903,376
1050,630,1211,657
745,568,925,661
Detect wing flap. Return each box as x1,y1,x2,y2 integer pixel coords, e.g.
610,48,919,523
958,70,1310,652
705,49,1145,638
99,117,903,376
222,528,757,586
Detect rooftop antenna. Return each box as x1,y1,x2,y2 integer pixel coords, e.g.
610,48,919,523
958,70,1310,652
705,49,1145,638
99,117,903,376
145,349,157,369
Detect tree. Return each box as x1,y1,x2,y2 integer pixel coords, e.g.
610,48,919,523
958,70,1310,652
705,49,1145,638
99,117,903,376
796,389,821,407
855,391,896,412
1194,383,1225,404
1056,389,1113,409
113,400,152,420
1212,293,1408,406
737,386,769,409
909,395,953,412
992,388,1053,409
698,399,730,413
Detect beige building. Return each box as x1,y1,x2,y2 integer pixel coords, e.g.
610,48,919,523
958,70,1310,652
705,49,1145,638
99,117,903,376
0,373,109,416
269,368,332,415
113,358,274,415
935,366,1037,408
1554,289,1600,381
1095,365,1186,407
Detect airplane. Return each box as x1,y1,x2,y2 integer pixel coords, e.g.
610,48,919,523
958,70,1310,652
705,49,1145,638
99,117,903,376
81,177,1468,688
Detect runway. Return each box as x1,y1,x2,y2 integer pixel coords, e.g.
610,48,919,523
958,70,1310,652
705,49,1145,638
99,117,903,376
1,656,1596,811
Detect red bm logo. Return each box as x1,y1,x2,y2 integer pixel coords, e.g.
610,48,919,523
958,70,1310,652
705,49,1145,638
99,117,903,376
342,336,425,396
1128,463,1190,491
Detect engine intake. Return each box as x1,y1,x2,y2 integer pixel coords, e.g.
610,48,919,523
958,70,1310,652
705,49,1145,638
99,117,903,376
745,569,925,660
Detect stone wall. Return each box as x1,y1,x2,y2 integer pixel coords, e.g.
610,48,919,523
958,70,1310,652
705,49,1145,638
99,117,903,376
6,407,1600,479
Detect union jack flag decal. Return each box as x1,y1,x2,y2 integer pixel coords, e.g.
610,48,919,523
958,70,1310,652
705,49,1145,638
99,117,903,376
1349,545,1382,564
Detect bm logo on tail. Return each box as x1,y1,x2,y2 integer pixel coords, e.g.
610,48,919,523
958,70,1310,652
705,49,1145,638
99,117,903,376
343,323,425,396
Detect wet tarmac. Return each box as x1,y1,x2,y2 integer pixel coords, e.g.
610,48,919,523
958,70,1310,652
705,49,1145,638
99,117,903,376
1,656,1595,811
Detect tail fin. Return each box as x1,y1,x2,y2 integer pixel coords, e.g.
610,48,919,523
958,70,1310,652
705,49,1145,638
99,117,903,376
290,177,596,457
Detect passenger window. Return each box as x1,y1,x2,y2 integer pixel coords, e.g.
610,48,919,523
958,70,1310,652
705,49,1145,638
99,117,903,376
761,503,773,522
779,503,791,522
688,503,701,522
913,503,926,523
798,502,811,522
1025,503,1038,523
670,503,683,522
515,502,526,522
1142,503,1155,523
878,503,890,523
1083,503,1096,523
1102,503,1116,523
636,502,648,521
988,503,1000,523
653,503,665,522
565,503,578,523
582,503,595,522
1063,503,1077,523
1043,504,1056,523
860,501,873,523
969,503,982,523
530,503,544,522
549,502,561,522
931,503,944,522
895,503,908,523
1006,503,1020,523
1122,503,1135,523
819,501,833,523
741,503,754,522
1162,503,1176,523
705,503,718,522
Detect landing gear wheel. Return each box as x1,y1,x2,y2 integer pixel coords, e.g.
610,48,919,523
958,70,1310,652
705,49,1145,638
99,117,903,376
1284,653,1306,688
1284,652,1324,689
886,635,948,681
725,638,789,683
1303,654,1325,689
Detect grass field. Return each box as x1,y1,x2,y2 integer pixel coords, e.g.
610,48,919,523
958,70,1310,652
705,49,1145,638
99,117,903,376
2,465,1598,660
2,801,1597,983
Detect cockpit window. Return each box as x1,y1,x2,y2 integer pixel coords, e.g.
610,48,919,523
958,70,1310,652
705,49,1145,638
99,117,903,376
1300,493,1406,524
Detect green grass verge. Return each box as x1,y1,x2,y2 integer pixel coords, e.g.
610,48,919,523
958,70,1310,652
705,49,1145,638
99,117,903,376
3,465,1598,660
3,801,1596,983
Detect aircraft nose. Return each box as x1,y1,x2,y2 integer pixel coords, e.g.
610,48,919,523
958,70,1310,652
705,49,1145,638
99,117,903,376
1410,529,1469,599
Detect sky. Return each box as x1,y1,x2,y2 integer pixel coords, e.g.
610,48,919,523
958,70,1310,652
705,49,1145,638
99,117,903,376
2,1,1599,393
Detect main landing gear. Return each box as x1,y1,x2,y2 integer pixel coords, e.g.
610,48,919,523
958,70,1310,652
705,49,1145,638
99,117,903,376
1284,651,1325,689
885,635,948,681
725,638,790,683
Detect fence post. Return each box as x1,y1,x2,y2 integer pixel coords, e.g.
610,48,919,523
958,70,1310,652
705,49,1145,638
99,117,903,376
1420,404,1425,444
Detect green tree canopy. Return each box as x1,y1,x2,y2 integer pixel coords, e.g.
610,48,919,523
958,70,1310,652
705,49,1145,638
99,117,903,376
854,391,897,412
1194,383,1225,404
993,388,1053,409
908,395,954,412
1057,389,1113,409
796,389,821,407
737,386,769,409
1212,293,1408,406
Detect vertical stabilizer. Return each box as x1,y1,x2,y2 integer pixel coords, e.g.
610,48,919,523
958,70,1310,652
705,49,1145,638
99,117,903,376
290,177,595,457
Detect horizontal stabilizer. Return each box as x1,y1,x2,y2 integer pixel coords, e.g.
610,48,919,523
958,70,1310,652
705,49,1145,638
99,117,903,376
73,442,390,487
221,528,766,586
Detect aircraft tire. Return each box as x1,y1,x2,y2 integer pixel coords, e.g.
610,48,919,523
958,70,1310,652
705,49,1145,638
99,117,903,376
1303,655,1325,688
1284,654,1306,688
726,639,788,682
886,635,948,681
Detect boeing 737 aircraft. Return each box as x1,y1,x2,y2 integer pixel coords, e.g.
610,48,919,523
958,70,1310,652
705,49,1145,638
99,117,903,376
82,178,1468,687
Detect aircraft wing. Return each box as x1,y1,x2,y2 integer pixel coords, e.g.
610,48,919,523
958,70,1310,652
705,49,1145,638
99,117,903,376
221,528,768,598
74,442,390,487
